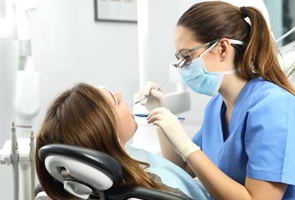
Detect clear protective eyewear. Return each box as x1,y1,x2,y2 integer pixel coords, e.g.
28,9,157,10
172,39,219,68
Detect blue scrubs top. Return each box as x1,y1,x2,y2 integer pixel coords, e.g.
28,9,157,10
192,78,295,200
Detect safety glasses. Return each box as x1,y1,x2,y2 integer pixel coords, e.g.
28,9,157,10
172,39,219,68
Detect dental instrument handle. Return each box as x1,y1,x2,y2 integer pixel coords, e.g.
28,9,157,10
132,85,161,105
11,122,18,161
11,122,19,200
134,114,185,121
30,131,35,200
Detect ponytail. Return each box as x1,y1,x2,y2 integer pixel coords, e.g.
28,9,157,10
241,6,295,95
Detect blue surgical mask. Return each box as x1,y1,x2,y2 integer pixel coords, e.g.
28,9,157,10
178,40,243,96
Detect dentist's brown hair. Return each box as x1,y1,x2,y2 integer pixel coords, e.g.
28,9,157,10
177,1,295,95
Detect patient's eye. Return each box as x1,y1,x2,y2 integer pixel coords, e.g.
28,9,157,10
116,97,121,105
113,92,123,105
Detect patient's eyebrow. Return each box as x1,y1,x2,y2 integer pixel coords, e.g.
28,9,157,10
104,88,117,105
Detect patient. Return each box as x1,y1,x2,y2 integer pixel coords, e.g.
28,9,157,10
35,82,208,200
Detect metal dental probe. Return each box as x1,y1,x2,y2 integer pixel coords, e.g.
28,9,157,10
131,80,167,106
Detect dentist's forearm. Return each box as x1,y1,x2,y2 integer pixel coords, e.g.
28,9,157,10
187,150,250,200
156,128,194,176
156,128,183,165
186,151,286,200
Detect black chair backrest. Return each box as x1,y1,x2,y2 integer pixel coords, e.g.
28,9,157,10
37,144,188,200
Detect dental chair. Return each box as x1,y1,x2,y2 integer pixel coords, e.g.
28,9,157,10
35,144,187,200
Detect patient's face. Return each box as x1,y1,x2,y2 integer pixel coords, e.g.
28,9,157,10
98,88,138,145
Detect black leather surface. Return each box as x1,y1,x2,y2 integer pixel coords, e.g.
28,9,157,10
39,144,122,184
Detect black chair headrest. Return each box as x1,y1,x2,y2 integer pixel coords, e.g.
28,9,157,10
38,144,123,185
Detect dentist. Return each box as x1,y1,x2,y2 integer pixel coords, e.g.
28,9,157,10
137,1,295,200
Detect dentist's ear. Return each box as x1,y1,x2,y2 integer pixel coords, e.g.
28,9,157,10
218,38,231,62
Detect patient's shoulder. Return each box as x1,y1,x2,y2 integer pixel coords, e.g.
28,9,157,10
147,172,192,200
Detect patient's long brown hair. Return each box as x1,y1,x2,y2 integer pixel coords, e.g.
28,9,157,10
35,83,162,200
177,1,295,95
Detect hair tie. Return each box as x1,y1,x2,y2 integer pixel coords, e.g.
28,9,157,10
240,6,248,18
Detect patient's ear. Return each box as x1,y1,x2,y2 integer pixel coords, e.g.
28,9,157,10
117,137,126,151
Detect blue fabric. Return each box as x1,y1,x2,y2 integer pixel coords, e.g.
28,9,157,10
126,145,209,200
192,78,295,199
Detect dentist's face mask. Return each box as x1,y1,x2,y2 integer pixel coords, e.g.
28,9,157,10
176,39,244,96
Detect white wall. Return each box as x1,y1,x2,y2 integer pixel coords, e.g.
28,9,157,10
31,0,140,130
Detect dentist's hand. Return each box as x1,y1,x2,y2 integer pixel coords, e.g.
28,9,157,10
136,81,167,111
146,107,200,161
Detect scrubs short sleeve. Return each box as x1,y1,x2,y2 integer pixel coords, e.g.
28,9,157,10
246,93,295,185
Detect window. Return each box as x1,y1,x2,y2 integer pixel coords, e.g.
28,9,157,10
265,0,295,46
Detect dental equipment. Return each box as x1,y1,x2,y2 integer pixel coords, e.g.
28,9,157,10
131,86,161,105
0,0,17,39
131,81,167,106
0,0,40,200
277,27,295,78
10,122,19,200
1,122,36,200
285,60,295,78
134,114,185,121
276,26,295,44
